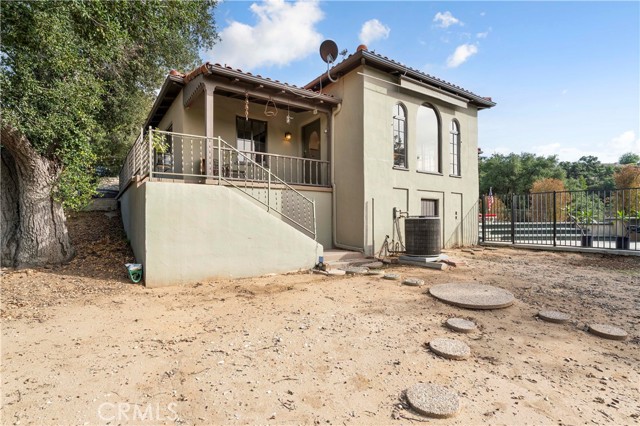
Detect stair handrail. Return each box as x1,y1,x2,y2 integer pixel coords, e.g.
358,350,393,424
149,129,317,239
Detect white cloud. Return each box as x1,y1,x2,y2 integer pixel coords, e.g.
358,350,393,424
532,130,640,163
359,19,390,45
446,43,478,68
434,11,462,28
204,0,324,70
476,27,492,39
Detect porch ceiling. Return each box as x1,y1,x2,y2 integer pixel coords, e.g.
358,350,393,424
214,87,309,113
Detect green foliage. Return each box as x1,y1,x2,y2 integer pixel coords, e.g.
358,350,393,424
1,0,218,208
152,131,170,154
618,152,640,165
559,156,615,192
479,152,565,195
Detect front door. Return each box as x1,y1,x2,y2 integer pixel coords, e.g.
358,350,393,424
302,119,321,184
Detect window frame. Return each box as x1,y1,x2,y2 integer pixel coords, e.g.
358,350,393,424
392,102,408,169
236,116,267,164
416,103,442,174
421,199,439,217
449,119,461,177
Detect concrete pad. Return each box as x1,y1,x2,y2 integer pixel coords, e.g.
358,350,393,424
405,383,460,418
383,273,400,280
343,267,368,275
445,318,477,333
403,278,425,287
327,269,346,276
399,254,449,263
428,338,471,360
588,324,628,341
360,261,384,269
429,283,515,310
399,259,449,270
538,310,571,324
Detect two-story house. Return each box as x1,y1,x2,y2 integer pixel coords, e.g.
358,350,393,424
117,45,495,287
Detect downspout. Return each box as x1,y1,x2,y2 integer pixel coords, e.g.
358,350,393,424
331,102,364,252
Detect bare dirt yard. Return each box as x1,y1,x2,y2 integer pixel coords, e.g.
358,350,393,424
2,212,639,425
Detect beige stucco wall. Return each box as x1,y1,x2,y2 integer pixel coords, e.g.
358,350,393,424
335,66,481,254
119,181,146,267
180,91,330,162
121,181,323,287
324,67,365,248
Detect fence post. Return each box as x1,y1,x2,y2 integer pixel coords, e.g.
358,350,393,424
552,191,557,247
481,195,486,243
511,195,516,244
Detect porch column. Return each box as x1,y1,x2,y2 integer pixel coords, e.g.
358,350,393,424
204,84,215,176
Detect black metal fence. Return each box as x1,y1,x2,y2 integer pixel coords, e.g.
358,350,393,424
479,188,640,252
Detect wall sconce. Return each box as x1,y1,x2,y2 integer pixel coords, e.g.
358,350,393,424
284,131,292,142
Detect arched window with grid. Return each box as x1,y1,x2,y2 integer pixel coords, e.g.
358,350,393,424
449,119,461,176
393,103,407,168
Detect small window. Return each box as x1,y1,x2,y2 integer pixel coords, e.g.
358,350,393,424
421,199,439,217
393,103,407,168
416,104,441,173
449,120,460,176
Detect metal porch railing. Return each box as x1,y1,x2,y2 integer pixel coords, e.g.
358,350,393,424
118,129,318,240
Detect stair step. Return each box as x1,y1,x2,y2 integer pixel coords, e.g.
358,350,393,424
322,249,366,263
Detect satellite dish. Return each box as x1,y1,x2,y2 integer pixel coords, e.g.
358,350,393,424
319,40,339,64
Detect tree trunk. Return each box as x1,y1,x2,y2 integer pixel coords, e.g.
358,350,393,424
1,125,74,267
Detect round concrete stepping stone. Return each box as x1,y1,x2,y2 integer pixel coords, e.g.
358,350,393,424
403,278,425,287
343,267,368,275
445,318,477,333
361,261,384,269
405,383,460,418
366,270,384,276
383,273,400,280
428,338,471,360
538,310,571,324
327,269,346,276
588,324,628,341
429,283,515,310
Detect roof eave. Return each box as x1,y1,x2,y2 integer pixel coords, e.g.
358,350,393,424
143,74,185,129
206,64,341,107
305,50,496,109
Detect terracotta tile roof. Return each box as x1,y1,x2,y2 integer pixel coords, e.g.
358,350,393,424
176,62,339,102
304,49,496,108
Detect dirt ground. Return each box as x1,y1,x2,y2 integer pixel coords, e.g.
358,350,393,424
1,212,639,425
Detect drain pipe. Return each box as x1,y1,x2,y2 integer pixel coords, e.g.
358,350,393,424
330,102,364,252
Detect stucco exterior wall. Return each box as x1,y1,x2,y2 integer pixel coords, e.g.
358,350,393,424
121,182,323,287
119,182,146,267
158,91,185,133
324,67,365,248
357,67,480,253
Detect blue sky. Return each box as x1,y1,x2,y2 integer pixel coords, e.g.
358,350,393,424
204,1,639,163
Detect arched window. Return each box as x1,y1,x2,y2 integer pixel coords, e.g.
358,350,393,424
450,120,460,176
416,104,440,173
393,103,407,168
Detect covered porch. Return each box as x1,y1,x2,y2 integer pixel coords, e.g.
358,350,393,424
145,63,340,188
